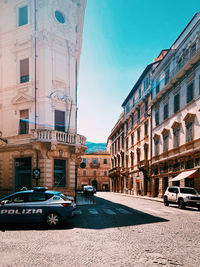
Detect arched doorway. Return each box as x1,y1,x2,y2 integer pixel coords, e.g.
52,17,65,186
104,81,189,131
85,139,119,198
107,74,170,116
92,180,98,191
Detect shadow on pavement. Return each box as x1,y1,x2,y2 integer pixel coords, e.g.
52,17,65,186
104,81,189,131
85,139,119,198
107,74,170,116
0,195,169,232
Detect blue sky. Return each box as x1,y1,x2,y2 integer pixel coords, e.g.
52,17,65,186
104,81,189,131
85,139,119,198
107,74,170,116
77,0,199,143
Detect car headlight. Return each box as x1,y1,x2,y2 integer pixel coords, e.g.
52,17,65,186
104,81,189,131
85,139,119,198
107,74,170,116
186,196,191,200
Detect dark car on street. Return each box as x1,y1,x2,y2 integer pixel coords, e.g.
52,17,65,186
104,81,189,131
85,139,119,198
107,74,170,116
0,187,74,227
83,185,94,196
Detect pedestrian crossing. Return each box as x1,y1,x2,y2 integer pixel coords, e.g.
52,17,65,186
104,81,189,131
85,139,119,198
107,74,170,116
74,207,134,216
73,206,193,216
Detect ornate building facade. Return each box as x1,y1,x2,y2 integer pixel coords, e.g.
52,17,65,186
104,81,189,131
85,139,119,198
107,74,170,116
107,12,200,198
77,151,111,191
0,0,87,197
151,12,200,197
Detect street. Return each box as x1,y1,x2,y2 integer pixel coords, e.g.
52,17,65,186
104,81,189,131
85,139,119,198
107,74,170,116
1,192,200,267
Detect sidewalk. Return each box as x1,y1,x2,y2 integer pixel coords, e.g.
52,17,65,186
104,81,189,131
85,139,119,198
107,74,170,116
111,192,163,203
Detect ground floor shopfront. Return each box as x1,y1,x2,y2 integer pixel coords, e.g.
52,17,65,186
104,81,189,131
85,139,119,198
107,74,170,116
0,131,86,198
109,167,151,196
109,167,200,198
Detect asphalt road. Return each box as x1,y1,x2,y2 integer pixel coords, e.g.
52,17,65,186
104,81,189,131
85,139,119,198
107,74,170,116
0,192,200,267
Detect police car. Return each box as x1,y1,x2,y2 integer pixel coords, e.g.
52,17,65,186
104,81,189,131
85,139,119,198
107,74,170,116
0,187,74,227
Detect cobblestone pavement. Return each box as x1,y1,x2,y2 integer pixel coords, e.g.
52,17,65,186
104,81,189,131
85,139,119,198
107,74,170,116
1,192,200,267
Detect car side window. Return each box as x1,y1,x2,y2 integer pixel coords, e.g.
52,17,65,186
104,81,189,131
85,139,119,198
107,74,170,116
168,187,174,193
28,193,53,202
5,193,28,203
28,193,47,202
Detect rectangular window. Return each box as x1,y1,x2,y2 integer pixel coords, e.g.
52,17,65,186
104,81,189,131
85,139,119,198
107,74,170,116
131,153,134,166
138,88,141,99
163,103,169,120
54,159,66,187
137,108,140,121
131,133,134,145
165,70,169,85
19,109,29,134
104,171,107,176
173,129,180,148
83,170,86,176
126,103,130,114
186,121,193,143
145,100,148,112
174,93,180,113
144,122,148,136
104,159,107,164
156,82,160,94
20,58,29,83
163,135,169,153
137,149,140,163
132,97,135,107
137,128,140,142
155,140,159,156
126,138,129,149
55,110,65,132
155,110,159,126
144,147,148,161
19,5,28,27
131,116,134,128
187,82,194,104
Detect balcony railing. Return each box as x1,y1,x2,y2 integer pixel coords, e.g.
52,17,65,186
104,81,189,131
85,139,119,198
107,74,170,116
31,129,86,146
152,43,200,104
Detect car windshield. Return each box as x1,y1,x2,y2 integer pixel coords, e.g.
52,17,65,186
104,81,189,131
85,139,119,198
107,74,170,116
85,186,93,189
180,188,197,195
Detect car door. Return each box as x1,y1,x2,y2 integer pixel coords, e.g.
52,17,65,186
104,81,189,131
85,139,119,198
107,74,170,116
22,192,51,223
0,193,28,224
169,187,178,202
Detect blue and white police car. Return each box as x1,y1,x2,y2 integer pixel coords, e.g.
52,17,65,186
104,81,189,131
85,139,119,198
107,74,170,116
0,187,74,227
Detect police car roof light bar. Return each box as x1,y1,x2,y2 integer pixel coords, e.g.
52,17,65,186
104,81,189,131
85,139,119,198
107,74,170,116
33,187,48,192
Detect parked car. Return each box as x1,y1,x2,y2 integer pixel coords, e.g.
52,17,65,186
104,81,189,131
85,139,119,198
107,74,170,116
0,187,74,227
163,186,200,210
83,185,94,196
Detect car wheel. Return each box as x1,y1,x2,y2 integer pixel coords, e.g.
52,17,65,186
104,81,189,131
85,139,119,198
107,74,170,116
164,197,169,206
178,199,185,209
45,212,60,227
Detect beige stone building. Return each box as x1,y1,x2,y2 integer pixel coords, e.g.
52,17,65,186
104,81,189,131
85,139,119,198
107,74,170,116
77,152,111,191
107,58,162,195
0,0,87,197
107,12,200,198
150,12,200,197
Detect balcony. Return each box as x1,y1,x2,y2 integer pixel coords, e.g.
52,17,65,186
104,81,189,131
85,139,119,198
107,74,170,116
31,129,86,147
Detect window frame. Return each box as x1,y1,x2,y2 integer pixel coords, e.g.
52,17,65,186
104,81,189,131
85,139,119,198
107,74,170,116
186,81,194,104
174,93,180,113
18,5,28,27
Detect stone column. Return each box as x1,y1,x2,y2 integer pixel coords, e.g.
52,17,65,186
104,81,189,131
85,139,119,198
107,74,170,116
158,177,164,198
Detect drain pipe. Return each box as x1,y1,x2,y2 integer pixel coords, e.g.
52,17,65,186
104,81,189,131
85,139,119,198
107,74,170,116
34,0,39,186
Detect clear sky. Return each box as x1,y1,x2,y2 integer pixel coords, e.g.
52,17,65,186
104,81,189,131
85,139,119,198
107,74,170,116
77,0,199,143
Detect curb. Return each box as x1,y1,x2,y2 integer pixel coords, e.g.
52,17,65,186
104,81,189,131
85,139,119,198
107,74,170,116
110,192,163,203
